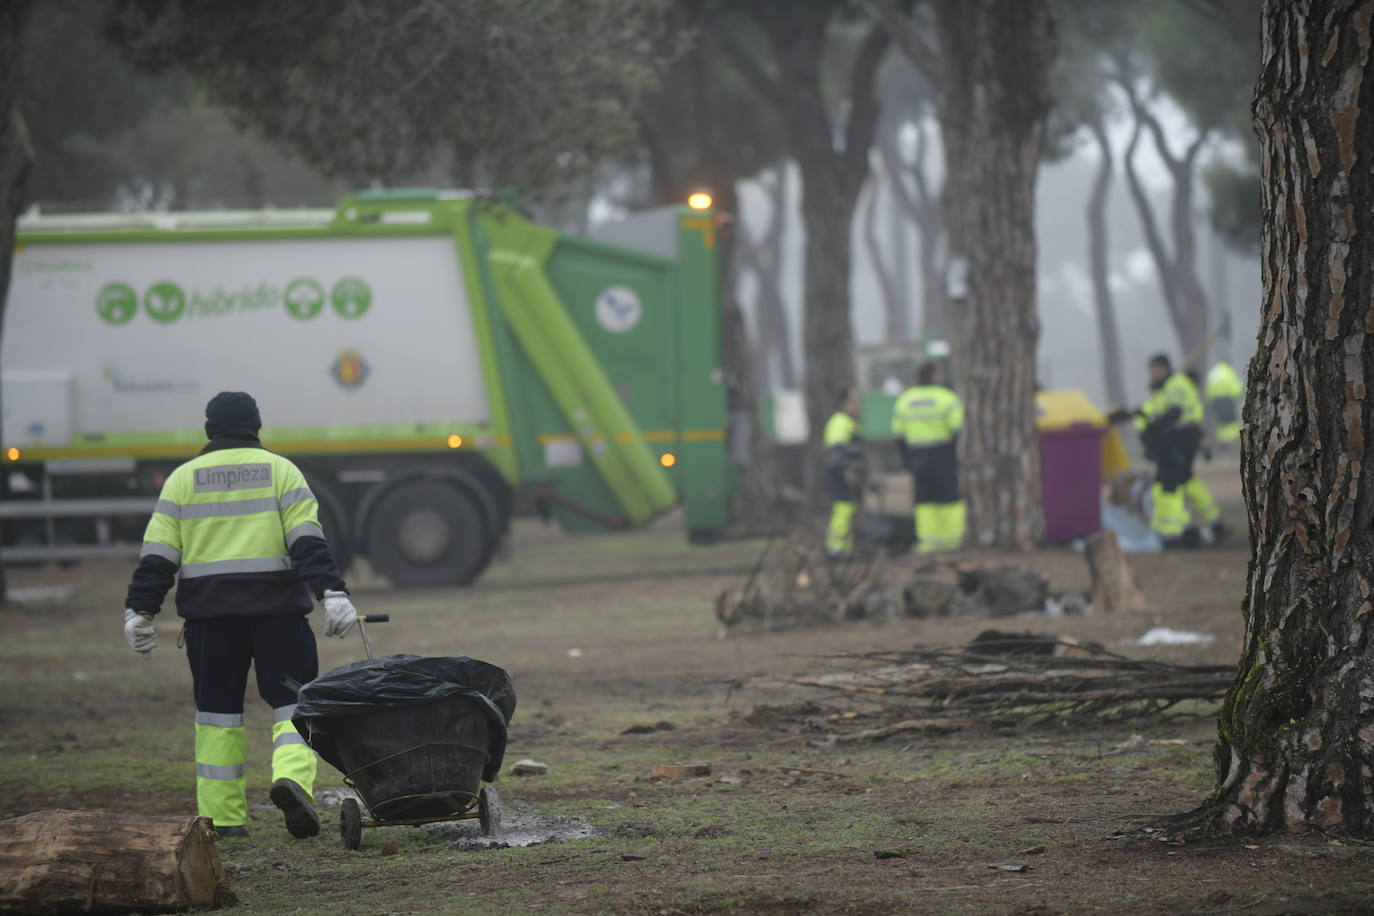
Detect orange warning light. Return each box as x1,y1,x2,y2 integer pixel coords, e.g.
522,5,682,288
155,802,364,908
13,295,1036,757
660,452,677,468
4,447,18,462
447,435,463,449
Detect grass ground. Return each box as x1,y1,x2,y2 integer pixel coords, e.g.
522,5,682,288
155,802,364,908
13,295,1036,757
5,461,1374,913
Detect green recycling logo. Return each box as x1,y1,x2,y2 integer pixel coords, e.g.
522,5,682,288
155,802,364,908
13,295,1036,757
283,277,326,320
330,277,372,319
95,283,138,326
143,281,186,324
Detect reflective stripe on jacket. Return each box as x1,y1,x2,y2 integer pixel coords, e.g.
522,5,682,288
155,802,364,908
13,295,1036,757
892,385,964,446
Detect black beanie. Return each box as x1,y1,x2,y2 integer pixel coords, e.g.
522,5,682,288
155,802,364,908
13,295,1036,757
205,391,262,441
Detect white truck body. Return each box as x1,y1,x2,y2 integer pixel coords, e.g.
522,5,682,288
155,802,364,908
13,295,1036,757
4,236,489,446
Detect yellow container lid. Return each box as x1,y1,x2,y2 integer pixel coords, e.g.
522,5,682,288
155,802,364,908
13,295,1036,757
1035,389,1106,431
1035,389,1132,478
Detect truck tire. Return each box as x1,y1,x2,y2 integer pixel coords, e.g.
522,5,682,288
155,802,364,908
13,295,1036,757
365,480,489,587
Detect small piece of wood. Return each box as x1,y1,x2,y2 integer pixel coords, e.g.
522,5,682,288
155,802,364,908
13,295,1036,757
833,718,972,743
1084,530,1147,613
0,809,233,914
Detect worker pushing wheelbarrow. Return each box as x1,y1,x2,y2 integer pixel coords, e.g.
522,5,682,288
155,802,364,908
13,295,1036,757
292,615,517,850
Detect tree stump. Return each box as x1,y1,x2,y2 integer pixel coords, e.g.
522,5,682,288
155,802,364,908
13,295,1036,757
1084,530,1147,613
0,810,233,914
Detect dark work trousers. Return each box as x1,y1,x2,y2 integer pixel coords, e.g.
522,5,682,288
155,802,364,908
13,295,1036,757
906,442,960,504
185,615,318,714
1154,426,1202,493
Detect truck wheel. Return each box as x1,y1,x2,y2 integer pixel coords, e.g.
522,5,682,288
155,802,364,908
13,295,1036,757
365,480,488,587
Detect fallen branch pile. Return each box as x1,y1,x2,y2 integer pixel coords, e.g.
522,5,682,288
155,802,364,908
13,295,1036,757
765,642,1235,727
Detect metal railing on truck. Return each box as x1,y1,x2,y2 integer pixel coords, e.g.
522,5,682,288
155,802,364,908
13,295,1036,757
2,459,149,563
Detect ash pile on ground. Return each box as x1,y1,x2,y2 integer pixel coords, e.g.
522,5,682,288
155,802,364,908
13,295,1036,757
424,801,595,850
315,787,595,849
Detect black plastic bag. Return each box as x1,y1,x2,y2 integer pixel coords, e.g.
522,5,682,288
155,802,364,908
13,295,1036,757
293,654,516,782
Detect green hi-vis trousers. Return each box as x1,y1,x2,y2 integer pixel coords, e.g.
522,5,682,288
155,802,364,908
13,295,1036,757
826,500,856,554
186,615,319,828
915,501,967,554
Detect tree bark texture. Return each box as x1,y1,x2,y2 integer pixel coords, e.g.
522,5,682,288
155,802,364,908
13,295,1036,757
931,0,1052,549
1086,119,1127,407
0,1,34,606
1212,0,1374,836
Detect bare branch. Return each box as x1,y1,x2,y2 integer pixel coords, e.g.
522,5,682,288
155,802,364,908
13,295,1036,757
841,20,893,190
1122,109,1188,345
710,16,786,109
867,0,939,79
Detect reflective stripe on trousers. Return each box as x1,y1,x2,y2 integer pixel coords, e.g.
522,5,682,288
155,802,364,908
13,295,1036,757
195,718,247,828
271,705,315,798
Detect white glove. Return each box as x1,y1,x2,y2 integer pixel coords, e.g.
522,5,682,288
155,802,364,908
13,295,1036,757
323,590,357,638
123,609,157,657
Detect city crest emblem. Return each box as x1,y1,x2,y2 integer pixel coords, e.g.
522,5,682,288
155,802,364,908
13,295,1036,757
331,349,370,390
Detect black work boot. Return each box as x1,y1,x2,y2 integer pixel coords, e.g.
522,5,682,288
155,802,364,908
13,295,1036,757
215,824,250,839
270,778,321,839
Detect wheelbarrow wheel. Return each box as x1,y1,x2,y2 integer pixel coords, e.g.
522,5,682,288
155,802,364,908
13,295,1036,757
478,786,502,837
340,798,363,850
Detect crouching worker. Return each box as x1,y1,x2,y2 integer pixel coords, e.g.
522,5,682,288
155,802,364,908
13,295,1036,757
122,392,360,839
823,388,865,557
1136,354,1222,547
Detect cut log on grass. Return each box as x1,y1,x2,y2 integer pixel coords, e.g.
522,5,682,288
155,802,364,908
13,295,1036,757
1084,530,1147,613
0,809,233,914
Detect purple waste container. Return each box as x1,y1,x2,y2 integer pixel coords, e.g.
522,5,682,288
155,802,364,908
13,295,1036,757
1038,423,1103,543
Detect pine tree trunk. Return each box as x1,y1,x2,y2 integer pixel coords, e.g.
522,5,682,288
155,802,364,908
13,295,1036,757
1211,0,1374,836
799,166,859,493
932,0,1053,549
0,2,35,607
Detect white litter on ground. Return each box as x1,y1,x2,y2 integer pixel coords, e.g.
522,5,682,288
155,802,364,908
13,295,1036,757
1135,627,1215,647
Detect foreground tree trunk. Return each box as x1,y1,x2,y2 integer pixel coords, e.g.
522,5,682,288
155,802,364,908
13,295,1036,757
0,2,35,606
1211,0,1374,835
929,0,1053,548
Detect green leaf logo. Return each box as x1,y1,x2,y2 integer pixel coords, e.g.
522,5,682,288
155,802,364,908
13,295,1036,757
284,277,326,320
143,282,186,324
330,276,372,319
96,283,138,326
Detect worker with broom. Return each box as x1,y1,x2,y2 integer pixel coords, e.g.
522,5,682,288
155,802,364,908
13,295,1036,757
122,392,359,840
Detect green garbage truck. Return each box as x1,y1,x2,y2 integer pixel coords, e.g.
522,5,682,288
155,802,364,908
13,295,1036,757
1,190,731,586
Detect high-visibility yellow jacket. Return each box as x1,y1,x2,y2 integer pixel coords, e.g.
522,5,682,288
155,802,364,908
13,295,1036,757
1205,361,1244,401
892,385,964,447
127,441,345,619
824,411,858,447
1136,372,1204,431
